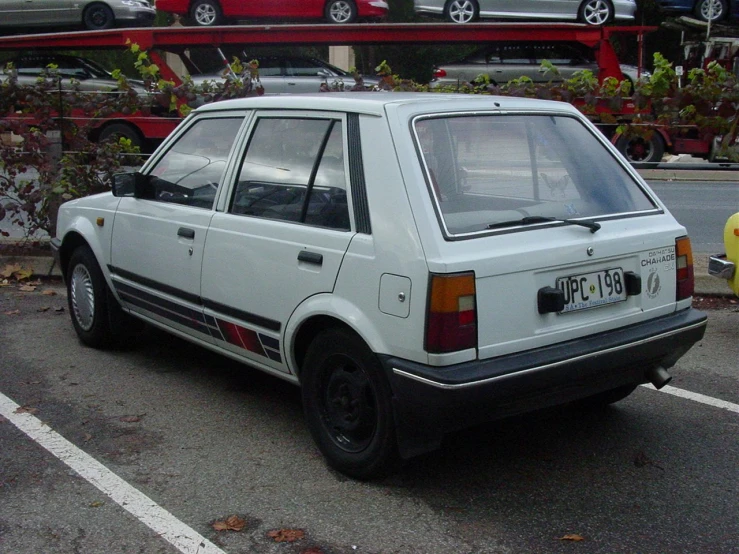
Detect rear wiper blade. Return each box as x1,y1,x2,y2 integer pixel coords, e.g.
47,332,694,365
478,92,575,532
487,215,601,233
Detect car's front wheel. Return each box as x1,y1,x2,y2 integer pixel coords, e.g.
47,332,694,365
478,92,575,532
615,133,665,164
301,328,399,479
578,0,613,25
189,0,224,26
444,0,478,23
694,0,727,21
325,0,357,23
83,3,115,30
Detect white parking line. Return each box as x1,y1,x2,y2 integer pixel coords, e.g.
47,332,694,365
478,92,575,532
641,384,739,414
0,392,226,554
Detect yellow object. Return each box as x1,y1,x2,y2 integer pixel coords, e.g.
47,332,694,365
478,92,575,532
725,212,739,296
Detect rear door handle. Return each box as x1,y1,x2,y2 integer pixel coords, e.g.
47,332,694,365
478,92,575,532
177,227,195,239
298,250,323,265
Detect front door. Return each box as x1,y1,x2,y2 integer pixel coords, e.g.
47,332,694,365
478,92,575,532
201,112,354,373
110,115,245,343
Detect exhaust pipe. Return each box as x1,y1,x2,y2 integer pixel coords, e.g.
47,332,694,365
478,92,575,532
645,366,672,389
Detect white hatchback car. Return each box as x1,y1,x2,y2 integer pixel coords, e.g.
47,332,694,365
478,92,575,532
53,93,707,479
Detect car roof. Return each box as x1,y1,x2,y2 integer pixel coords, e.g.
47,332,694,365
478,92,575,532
194,92,581,116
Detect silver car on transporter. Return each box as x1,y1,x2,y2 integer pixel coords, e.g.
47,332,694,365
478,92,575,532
0,0,156,31
414,0,636,25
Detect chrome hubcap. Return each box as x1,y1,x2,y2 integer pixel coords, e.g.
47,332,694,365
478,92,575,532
583,0,610,25
71,264,95,331
700,0,723,20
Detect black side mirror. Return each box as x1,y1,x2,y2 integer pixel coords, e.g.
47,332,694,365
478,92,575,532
112,172,150,198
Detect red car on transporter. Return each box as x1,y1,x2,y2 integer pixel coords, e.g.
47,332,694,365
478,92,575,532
157,0,389,25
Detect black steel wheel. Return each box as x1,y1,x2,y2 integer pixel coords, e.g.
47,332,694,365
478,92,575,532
444,0,478,23
301,328,398,479
83,3,115,30
324,0,357,23
615,133,665,164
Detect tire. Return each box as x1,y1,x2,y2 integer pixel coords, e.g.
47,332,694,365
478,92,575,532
694,0,727,21
67,246,117,348
576,384,638,409
615,133,665,164
301,328,399,479
444,0,478,23
98,123,143,150
324,0,357,23
83,3,115,30
578,0,613,25
189,0,223,26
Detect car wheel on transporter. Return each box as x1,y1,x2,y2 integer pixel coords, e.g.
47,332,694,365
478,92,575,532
98,123,144,151
444,0,478,23
301,328,399,479
615,133,665,164
325,0,358,23
83,3,115,30
189,0,223,26
694,0,727,21
578,0,613,25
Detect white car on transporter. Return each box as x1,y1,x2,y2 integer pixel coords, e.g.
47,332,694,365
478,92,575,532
52,93,707,479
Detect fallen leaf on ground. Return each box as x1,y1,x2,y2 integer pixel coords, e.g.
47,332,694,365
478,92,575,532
89,501,104,508
560,534,585,542
12,268,33,281
212,515,246,532
83,433,93,443
1,264,21,278
42,289,57,296
14,405,38,414
119,415,142,423
19,285,36,292
54,307,65,313
268,529,305,543
37,306,50,312
4,310,20,316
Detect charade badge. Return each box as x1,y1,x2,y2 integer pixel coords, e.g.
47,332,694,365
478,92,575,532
646,267,661,298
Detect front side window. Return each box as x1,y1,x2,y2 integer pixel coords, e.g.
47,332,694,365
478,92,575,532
146,117,243,208
230,117,349,230
414,114,657,236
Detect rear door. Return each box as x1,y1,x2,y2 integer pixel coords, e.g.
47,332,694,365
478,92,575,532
201,111,354,373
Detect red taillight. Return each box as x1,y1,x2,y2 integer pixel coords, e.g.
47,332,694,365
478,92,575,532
433,68,446,79
675,236,695,300
425,272,477,354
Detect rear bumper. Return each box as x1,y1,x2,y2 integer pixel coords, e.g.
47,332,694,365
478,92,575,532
382,308,707,458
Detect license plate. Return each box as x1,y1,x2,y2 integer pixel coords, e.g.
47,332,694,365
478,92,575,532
556,267,627,313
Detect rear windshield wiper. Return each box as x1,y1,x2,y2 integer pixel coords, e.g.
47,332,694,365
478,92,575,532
487,215,601,233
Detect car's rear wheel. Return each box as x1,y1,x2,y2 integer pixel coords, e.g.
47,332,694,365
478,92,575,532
615,133,665,164
83,3,115,30
98,123,143,150
578,0,613,25
189,0,223,26
694,0,727,21
325,0,357,23
301,328,399,479
444,0,478,23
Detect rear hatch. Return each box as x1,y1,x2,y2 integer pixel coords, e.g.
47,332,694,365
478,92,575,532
410,108,690,360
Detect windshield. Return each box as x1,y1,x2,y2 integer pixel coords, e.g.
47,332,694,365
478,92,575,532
413,113,657,236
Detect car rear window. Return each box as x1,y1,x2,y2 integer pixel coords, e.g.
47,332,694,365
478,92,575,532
413,113,657,236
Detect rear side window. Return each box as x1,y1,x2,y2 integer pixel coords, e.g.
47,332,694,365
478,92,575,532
230,117,350,230
414,114,657,236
